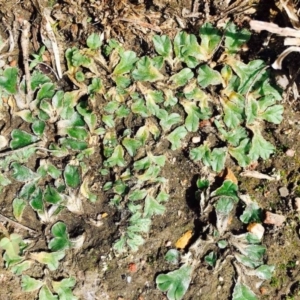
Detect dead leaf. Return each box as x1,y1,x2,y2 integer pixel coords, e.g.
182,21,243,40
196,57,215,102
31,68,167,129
240,170,277,181
224,168,238,184
264,211,286,226
280,0,300,29
9,60,17,67
101,212,108,218
272,46,300,70
175,230,193,249
218,168,238,184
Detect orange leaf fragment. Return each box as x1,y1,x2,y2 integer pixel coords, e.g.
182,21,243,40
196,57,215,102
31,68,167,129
264,211,286,226
224,168,238,184
101,212,108,218
218,168,238,184
175,230,193,249
9,60,17,67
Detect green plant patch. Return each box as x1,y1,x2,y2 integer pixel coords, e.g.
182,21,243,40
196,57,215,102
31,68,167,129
0,20,283,300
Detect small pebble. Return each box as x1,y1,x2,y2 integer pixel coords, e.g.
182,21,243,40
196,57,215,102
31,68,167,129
279,186,289,197
285,149,295,157
165,240,172,247
264,211,286,226
192,136,201,144
127,276,132,283
128,263,137,273
247,223,265,240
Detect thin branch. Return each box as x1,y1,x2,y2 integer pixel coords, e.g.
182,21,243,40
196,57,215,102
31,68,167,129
0,213,37,234
250,20,300,38
20,20,33,107
0,141,43,158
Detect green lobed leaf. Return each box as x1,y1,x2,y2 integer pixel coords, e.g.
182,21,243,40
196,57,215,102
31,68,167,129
133,156,151,171
197,65,222,88
21,275,43,292
240,202,262,224
102,115,115,128
224,22,251,54
39,285,58,300
37,83,56,101
122,137,142,157
254,265,275,280
249,127,274,161
30,71,51,91
170,68,193,88
235,253,262,269
49,222,71,251
113,180,127,195
60,138,87,150
190,142,211,166
210,147,227,172
215,197,235,215
10,129,38,149
229,139,251,167
259,104,283,124
164,249,180,265
52,277,78,300
244,244,266,261
44,185,62,204
13,198,26,222
144,195,166,217
106,145,126,167
232,282,258,300
174,32,202,68
156,264,192,300
159,111,182,132
199,23,222,59
88,77,103,94
11,260,32,275
0,233,22,259
128,189,148,201
75,71,85,82
153,35,173,60
113,50,138,76
19,182,36,200
132,56,164,82
204,251,217,267
127,232,145,252
167,126,187,150
221,92,245,128
137,165,161,182
66,127,88,140
11,163,40,182
29,188,43,211
87,33,102,49
228,59,266,95
32,120,45,136
64,165,80,188
0,67,18,94
30,251,65,271
212,180,239,201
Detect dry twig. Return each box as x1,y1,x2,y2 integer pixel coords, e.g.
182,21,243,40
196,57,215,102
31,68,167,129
0,214,37,234
20,20,33,107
